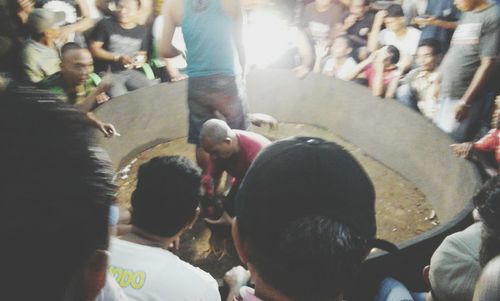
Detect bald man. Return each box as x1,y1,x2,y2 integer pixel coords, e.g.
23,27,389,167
200,119,270,222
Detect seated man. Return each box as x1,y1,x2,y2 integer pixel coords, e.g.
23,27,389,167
317,34,357,80
38,42,118,137
1,88,116,300
108,156,221,301
339,0,375,59
396,39,442,119
347,45,401,97
227,136,379,301
368,4,421,71
22,8,64,82
199,119,271,223
89,0,152,97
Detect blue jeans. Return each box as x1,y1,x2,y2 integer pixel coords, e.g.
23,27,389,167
373,278,427,301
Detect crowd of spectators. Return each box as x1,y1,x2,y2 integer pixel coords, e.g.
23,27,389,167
3,0,500,301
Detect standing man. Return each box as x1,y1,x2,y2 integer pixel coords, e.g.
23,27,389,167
434,0,500,142
160,0,249,168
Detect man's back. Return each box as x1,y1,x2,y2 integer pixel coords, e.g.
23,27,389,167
109,237,221,301
210,130,270,180
180,0,239,77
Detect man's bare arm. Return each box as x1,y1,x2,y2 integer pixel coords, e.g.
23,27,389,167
160,0,183,58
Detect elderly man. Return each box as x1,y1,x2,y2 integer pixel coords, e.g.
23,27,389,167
199,119,270,223
22,8,64,82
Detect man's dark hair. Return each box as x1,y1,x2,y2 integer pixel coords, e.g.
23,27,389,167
131,156,202,237
386,4,404,18
386,45,400,65
61,42,85,56
235,137,376,301
0,87,115,300
418,38,442,56
474,176,500,267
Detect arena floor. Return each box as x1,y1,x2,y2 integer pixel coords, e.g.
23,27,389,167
115,123,439,281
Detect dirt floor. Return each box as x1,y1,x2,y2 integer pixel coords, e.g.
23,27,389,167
115,123,438,282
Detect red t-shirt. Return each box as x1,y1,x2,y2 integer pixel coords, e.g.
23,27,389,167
474,128,500,169
364,64,397,89
203,130,271,193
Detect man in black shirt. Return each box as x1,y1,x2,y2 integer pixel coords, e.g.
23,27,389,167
89,0,152,97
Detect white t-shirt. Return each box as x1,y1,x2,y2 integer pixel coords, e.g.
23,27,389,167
109,238,221,301
378,27,422,56
322,57,357,80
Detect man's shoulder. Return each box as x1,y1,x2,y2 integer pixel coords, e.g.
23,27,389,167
37,72,64,90
235,130,271,147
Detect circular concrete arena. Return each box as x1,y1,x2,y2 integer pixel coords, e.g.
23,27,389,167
96,69,482,300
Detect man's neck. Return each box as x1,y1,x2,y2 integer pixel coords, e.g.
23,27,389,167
394,27,408,39
335,56,347,67
119,21,137,30
121,226,176,250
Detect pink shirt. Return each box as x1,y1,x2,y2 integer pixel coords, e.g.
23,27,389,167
364,64,398,89
474,129,500,169
203,130,271,194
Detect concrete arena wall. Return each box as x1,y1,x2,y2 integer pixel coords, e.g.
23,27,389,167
96,69,482,299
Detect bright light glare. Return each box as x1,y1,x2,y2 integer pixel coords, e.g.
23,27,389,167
244,11,294,68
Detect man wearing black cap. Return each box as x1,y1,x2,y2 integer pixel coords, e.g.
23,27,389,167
21,8,64,82
228,136,378,301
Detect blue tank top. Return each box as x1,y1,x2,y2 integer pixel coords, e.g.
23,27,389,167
182,0,239,77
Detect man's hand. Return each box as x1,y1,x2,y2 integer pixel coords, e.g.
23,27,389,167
224,266,251,301
97,122,119,138
118,55,134,69
132,51,147,68
314,41,330,61
451,142,474,158
414,16,437,27
168,236,181,251
455,102,470,121
374,10,388,27
343,14,358,30
95,92,110,104
293,64,311,79
249,113,278,129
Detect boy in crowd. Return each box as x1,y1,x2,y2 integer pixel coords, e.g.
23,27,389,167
108,156,221,301
317,34,357,80
89,0,152,97
368,4,421,71
38,42,118,137
396,39,442,120
347,45,401,97
200,119,270,224
227,136,379,301
433,0,500,142
1,89,116,300
22,8,64,82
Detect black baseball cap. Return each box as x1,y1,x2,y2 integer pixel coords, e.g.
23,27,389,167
235,136,377,244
